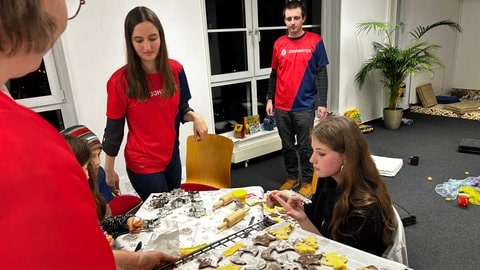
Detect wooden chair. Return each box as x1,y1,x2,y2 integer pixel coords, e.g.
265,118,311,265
185,134,234,189
311,171,318,195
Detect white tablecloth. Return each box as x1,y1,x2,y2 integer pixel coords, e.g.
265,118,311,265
115,186,266,255
115,186,412,270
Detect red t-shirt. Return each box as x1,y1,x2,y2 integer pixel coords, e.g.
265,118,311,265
0,92,115,269
271,32,329,111
106,59,187,174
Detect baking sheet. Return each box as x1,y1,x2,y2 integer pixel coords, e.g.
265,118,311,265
175,222,412,270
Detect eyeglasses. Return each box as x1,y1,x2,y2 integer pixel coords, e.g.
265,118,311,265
67,0,86,20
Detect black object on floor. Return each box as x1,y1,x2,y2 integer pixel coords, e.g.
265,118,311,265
393,202,417,227
458,138,480,154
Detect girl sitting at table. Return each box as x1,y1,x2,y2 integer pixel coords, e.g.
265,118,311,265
64,134,178,269
63,134,143,238
267,116,397,256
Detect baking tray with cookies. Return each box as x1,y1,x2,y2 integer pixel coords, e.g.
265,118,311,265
157,220,412,270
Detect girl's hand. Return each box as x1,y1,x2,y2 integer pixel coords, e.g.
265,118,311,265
266,190,295,208
104,231,114,247
270,191,308,222
127,216,143,233
266,190,284,208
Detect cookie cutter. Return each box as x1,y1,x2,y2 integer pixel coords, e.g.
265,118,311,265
187,206,206,218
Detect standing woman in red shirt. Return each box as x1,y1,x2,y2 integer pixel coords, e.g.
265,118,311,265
103,6,208,201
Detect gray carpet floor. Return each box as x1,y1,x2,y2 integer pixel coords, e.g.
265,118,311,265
231,111,480,269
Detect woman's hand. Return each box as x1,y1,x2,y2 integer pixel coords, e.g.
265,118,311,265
192,113,208,141
127,216,143,233
113,250,177,270
104,155,120,195
105,169,120,195
136,251,178,269
183,111,208,141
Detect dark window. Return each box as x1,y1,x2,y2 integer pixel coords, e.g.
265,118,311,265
208,32,247,75
38,109,65,131
212,82,252,133
256,79,269,121
8,60,51,100
258,29,286,69
5,59,65,130
206,0,245,29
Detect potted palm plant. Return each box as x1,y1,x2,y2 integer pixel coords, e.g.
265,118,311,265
355,20,462,129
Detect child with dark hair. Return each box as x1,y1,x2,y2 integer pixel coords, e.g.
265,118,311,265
63,134,177,268
62,125,116,202
63,134,142,238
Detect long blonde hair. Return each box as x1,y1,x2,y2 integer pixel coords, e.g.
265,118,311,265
311,116,396,246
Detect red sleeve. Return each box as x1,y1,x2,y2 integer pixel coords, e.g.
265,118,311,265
106,66,128,119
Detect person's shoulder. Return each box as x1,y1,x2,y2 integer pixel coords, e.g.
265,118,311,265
168,59,182,68
275,34,289,43
273,35,290,49
168,59,184,73
110,65,127,77
0,90,15,105
108,65,127,81
107,66,128,88
305,31,323,41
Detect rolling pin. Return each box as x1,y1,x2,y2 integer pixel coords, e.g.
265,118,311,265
217,206,250,230
212,192,234,209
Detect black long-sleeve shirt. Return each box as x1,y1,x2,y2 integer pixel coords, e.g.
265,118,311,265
101,213,134,238
305,177,387,256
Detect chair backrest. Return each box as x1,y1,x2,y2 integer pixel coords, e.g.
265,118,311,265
311,171,318,195
180,182,220,191
186,134,234,189
109,194,143,216
383,205,409,266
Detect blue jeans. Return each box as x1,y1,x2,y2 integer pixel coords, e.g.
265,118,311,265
126,149,181,201
275,109,314,184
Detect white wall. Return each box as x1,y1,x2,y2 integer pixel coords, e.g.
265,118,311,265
453,0,480,89
401,0,461,97
338,0,463,122
338,0,396,122
60,0,212,188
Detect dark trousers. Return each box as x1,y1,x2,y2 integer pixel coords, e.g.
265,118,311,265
126,149,181,201
275,109,314,183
